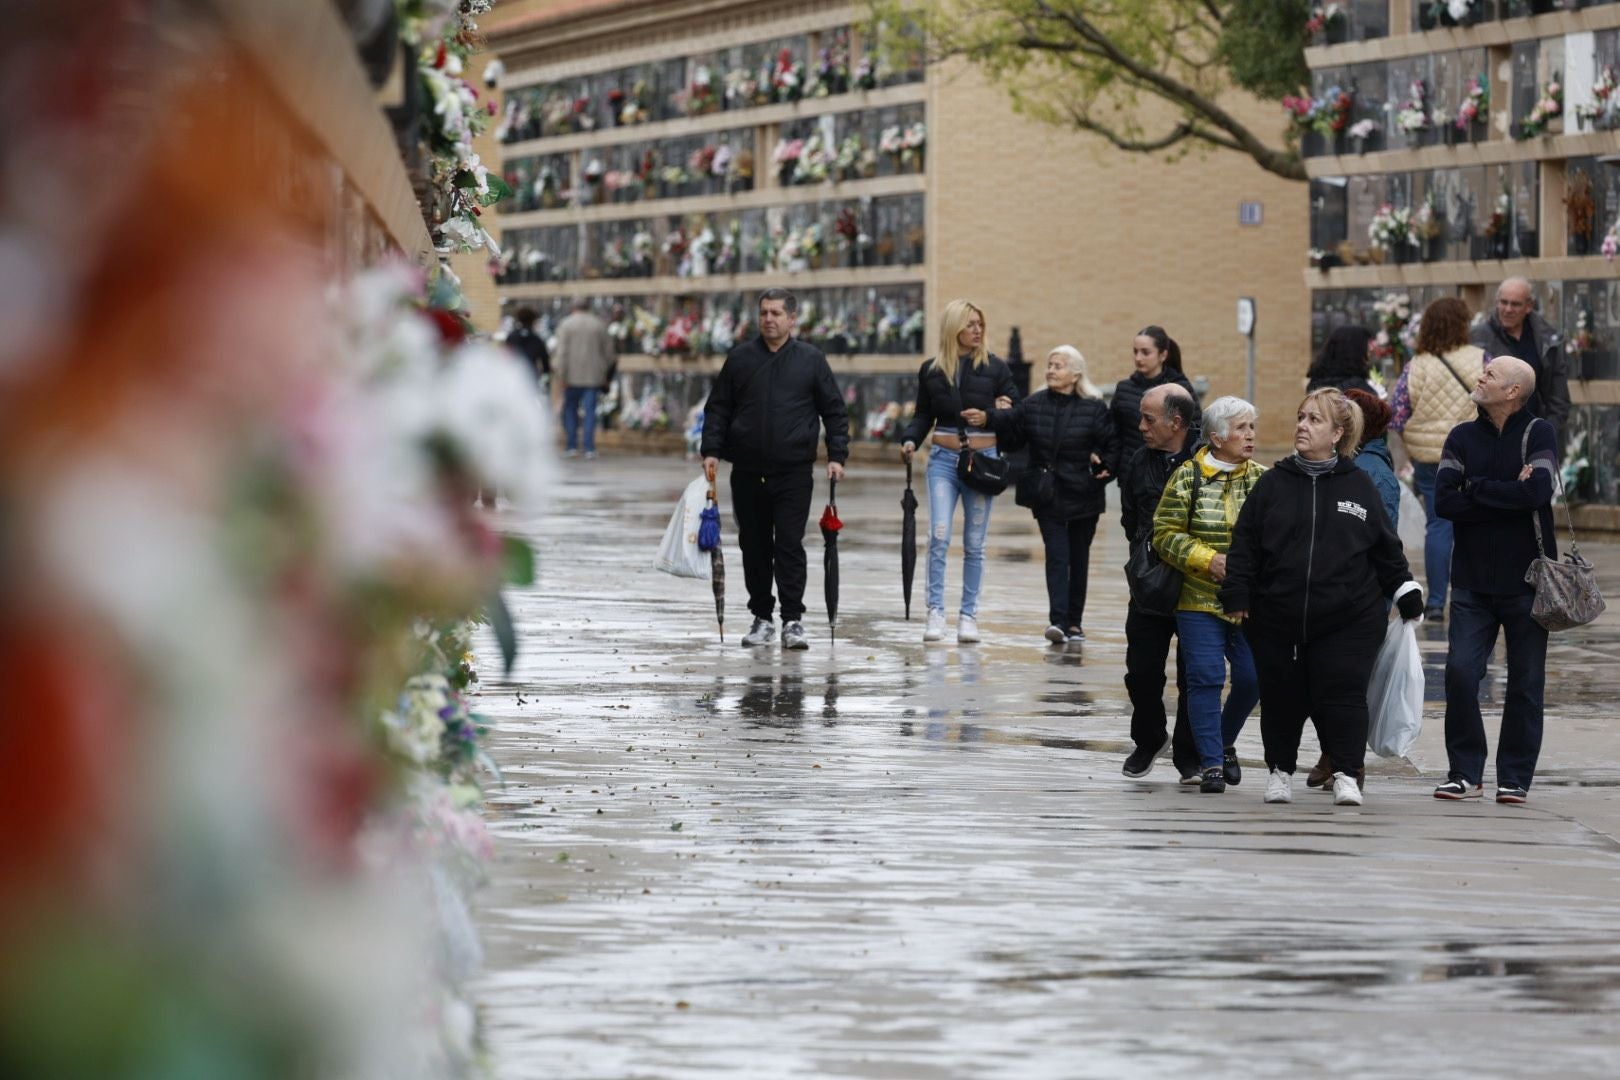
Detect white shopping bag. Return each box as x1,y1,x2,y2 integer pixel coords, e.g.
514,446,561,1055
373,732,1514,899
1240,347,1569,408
1367,617,1424,758
653,476,712,579
1397,484,1426,552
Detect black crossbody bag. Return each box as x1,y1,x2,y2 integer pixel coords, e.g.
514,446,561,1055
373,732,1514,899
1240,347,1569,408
952,360,1010,495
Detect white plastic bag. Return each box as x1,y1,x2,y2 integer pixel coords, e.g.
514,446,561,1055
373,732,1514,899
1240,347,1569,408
1397,484,1426,552
1366,617,1424,758
653,477,712,579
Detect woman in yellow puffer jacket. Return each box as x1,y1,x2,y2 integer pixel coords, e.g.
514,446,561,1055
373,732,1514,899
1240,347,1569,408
1389,297,1486,619
1153,396,1268,794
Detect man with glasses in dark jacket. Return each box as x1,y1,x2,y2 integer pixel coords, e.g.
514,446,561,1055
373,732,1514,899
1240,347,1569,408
703,289,849,650
1119,384,1200,782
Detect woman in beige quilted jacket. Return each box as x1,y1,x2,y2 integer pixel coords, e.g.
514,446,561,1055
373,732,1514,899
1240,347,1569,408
1389,297,1486,620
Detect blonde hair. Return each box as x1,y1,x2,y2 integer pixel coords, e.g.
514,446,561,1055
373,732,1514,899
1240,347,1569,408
933,299,988,382
1048,345,1102,399
1301,387,1364,457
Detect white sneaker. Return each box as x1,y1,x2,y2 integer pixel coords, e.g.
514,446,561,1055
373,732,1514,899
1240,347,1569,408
741,617,776,647
957,615,980,644
1264,768,1293,804
923,608,946,642
1044,624,1066,644
1332,772,1363,806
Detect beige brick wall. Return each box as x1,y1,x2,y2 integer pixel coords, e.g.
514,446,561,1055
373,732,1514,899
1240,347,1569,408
929,64,1310,445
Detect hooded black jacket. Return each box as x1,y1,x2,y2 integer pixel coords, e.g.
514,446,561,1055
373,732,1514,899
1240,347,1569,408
1111,368,1197,462
701,335,850,472
901,354,1021,447
1220,455,1413,642
987,389,1118,520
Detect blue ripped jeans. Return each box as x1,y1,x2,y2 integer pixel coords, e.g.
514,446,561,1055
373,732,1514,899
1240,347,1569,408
926,444,996,618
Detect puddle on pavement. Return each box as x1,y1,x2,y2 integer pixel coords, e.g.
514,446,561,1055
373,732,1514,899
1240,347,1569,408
473,459,1620,1079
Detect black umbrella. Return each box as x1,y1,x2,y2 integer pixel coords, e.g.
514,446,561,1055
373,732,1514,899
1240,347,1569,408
900,459,918,619
698,484,725,642
819,478,842,640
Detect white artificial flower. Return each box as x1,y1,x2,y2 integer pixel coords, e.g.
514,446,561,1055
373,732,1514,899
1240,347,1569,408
435,342,553,505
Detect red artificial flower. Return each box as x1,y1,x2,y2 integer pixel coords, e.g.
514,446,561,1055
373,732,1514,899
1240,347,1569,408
425,307,468,346
434,43,447,69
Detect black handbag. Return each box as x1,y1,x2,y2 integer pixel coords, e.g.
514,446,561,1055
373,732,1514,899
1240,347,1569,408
1126,466,1200,617
952,360,1009,496
957,446,1010,495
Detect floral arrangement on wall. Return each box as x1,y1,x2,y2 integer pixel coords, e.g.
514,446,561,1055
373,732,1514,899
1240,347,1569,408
1516,75,1562,139
1368,203,1419,255
406,0,510,253
1453,74,1489,131
1576,66,1619,131
1395,79,1431,135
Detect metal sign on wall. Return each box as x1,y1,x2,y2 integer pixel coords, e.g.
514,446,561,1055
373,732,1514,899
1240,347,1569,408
1238,201,1263,226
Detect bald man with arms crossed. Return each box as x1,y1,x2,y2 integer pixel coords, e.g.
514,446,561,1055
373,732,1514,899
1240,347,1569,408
1433,357,1557,805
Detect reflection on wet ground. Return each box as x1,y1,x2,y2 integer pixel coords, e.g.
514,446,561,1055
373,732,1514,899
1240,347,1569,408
475,457,1620,1078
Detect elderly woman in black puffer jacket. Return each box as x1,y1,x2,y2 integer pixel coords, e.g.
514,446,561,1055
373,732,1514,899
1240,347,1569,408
989,345,1119,643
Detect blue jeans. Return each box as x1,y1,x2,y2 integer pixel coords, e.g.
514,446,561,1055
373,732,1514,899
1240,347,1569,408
1444,588,1548,790
1412,461,1452,609
925,444,996,617
1175,610,1260,769
562,386,599,452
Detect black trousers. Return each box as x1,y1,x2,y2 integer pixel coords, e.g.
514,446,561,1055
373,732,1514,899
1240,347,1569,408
1124,604,1196,772
730,466,814,623
1247,610,1385,777
1036,513,1099,629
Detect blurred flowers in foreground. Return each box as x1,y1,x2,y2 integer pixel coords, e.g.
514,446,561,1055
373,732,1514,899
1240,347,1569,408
0,3,543,1078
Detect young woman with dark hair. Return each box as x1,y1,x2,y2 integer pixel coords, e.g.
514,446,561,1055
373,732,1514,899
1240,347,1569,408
1307,325,1378,397
1112,325,1195,463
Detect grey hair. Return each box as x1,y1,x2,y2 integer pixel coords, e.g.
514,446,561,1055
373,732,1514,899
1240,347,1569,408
1047,345,1103,399
1202,395,1257,443
1496,276,1534,300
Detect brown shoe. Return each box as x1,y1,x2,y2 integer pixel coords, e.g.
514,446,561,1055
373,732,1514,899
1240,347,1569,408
1306,753,1334,789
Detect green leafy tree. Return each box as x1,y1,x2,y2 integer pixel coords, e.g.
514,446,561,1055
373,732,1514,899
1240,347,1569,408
868,0,1311,181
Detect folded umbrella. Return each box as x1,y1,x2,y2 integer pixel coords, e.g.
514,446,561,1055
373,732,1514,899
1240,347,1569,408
698,484,724,642
900,459,918,619
819,478,842,641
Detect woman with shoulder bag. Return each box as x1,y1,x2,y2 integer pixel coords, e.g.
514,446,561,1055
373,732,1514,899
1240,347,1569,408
1388,297,1487,621
900,299,1019,645
1152,397,1266,794
988,346,1118,643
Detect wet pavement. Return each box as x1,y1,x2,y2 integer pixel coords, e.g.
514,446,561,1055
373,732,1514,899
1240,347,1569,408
473,455,1620,1079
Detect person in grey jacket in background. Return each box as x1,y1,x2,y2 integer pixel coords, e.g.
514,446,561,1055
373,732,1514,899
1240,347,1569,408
553,298,617,458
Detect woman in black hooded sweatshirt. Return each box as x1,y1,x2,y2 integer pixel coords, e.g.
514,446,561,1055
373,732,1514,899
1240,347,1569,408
1220,388,1423,809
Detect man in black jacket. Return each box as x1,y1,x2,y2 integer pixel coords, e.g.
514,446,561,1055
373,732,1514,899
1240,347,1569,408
702,289,850,650
1433,356,1557,804
1469,277,1570,453
1119,384,1199,781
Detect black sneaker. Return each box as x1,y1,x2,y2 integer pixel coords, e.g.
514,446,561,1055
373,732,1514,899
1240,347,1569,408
1222,746,1242,786
1122,735,1170,779
1496,785,1528,805
1433,776,1483,800
1177,768,1202,786
1424,605,1445,622
1199,767,1226,794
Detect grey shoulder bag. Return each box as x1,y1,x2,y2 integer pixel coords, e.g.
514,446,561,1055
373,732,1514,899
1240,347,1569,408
1521,418,1605,631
